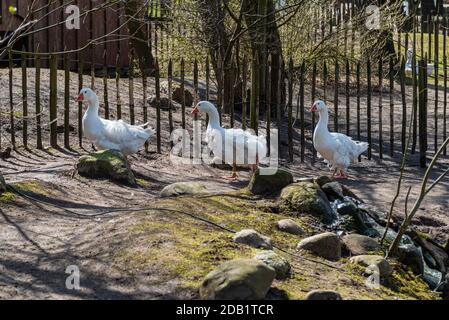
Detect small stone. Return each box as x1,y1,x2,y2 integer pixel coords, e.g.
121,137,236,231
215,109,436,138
304,290,342,300
254,250,291,280
349,255,393,278
342,234,381,256
248,168,293,195
76,150,136,185
297,232,341,261
397,244,424,275
279,182,335,224
314,176,334,187
233,229,273,249
160,182,205,198
276,219,305,235
200,259,276,300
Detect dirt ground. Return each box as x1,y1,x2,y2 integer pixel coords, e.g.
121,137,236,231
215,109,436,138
0,68,448,299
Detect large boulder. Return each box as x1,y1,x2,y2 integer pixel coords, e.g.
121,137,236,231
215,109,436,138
349,255,393,278
0,173,6,193
248,168,293,195
279,182,335,223
304,290,342,300
297,232,341,261
315,176,361,202
254,250,291,280
233,229,272,250
76,150,136,185
276,219,305,235
160,182,205,198
172,87,194,107
397,244,424,275
199,259,276,300
342,234,382,256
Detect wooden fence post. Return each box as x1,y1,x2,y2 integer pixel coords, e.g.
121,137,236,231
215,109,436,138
378,58,383,160
78,51,84,147
266,55,271,155
168,59,173,148
155,59,161,154
418,59,427,168
64,52,70,149
103,50,109,119
129,49,135,124
115,52,121,120
21,50,28,149
35,52,42,150
389,56,394,157
334,61,339,132
356,61,361,161
180,58,186,129
367,57,372,160
242,55,248,130
311,61,317,163
8,50,16,150
49,54,58,148
287,55,293,162
400,57,407,154
299,60,305,163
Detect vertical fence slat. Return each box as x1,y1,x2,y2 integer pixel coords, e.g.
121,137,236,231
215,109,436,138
288,56,293,162
35,52,42,150
300,60,305,163
128,49,135,125
434,17,439,153
180,58,186,129
345,59,350,136
142,59,148,153
64,52,70,149
103,50,109,119
418,59,428,168
155,59,161,154
115,52,121,120
311,61,317,163
49,54,58,148
21,51,28,149
378,58,383,159
367,57,372,160
356,61,361,162
334,61,339,132
168,59,173,148
266,55,271,156
389,57,394,157
78,51,84,147
9,50,16,150
242,55,247,130
444,17,448,156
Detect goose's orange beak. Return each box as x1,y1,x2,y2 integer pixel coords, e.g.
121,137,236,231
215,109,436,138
310,103,317,112
76,93,84,102
191,106,199,114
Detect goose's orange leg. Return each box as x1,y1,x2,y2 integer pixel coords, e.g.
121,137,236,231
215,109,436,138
222,162,238,181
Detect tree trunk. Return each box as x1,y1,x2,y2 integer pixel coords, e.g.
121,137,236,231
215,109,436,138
124,0,155,73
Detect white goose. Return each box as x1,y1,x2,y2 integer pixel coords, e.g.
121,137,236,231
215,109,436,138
191,101,267,180
311,100,368,178
77,88,154,158
405,48,434,76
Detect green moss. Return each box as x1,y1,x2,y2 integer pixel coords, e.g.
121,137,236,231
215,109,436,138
12,180,48,195
0,191,15,203
136,178,150,187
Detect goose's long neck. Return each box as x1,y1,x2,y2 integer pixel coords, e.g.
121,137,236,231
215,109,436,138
86,97,100,117
206,106,222,130
315,109,330,135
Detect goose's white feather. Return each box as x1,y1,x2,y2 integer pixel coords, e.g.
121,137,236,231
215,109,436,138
312,100,368,173
197,101,267,165
81,88,154,156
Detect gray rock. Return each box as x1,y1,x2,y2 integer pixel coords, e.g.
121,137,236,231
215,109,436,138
342,234,381,256
233,229,273,249
248,168,293,195
254,250,291,280
0,173,6,193
397,244,424,275
76,150,136,185
297,232,342,261
337,201,359,216
160,182,206,198
279,182,335,224
440,273,449,300
199,259,276,300
349,255,393,278
148,96,178,110
413,235,448,273
314,176,334,187
304,290,342,300
276,219,305,235
321,182,344,200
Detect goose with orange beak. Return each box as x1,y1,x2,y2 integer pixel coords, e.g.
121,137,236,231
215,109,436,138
311,100,368,178
191,101,267,181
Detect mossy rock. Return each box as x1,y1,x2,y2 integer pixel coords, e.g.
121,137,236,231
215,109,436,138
199,259,276,300
160,182,206,198
0,173,6,193
248,168,294,195
349,255,393,278
76,150,136,185
279,182,335,223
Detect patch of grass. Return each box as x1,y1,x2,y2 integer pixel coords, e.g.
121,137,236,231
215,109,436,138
0,191,16,203
12,180,49,196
